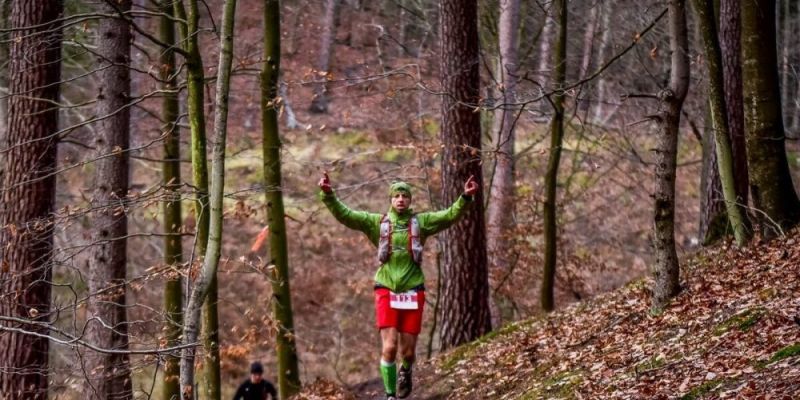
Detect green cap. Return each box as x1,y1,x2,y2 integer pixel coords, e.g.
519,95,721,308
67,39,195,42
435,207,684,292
389,181,412,197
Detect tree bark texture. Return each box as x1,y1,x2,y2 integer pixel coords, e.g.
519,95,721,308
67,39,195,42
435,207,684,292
592,1,613,124
262,1,301,396
719,0,749,208
652,0,689,310
486,0,519,296
540,0,567,313
0,0,9,181
179,0,236,398
0,0,62,398
692,0,751,246
309,0,339,113
741,0,800,238
159,1,183,398
699,112,728,245
438,0,492,349
85,1,134,398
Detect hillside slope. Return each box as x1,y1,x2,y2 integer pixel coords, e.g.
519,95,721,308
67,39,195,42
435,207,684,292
294,230,800,399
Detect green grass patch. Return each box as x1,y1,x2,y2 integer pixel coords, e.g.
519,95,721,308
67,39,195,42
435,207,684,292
521,369,584,399
679,378,728,400
766,343,800,365
713,308,765,336
634,355,666,374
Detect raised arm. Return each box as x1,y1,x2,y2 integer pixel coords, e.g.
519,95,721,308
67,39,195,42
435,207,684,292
418,175,478,236
318,172,381,241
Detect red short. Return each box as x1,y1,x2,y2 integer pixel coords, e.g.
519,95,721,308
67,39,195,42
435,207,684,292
374,288,425,335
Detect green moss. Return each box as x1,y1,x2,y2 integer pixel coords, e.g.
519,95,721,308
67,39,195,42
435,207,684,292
380,148,412,163
679,378,728,400
634,355,666,374
767,343,800,365
522,370,584,399
713,308,765,335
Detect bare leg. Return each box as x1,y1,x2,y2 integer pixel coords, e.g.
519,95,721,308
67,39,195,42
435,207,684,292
380,328,398,362
398,333,418,367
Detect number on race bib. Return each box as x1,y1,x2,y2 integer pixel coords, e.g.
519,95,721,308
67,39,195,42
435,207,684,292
389,290,419,310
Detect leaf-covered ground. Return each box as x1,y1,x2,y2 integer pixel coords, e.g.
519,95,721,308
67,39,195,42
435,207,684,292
294,230,800,399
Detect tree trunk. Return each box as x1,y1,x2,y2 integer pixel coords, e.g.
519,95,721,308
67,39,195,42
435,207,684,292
592,0,613,124
262,1,301,396
577,2,599,112
309,0,339,113
651,0,689,310
486,0,520,322
159,1,183,398
719,0,749,209
692,0,752,245
0,0,62,398
176,0,233,398
438,0,492,349
85,1,134,398
698,109,728,245
741,0,800,238
0,0,9,182
540,0,567,313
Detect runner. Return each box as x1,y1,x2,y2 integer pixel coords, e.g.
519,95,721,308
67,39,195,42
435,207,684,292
318,172,478,399
232,362,278,400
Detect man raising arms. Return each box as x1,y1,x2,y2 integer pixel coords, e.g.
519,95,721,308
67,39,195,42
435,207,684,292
318,173,478,399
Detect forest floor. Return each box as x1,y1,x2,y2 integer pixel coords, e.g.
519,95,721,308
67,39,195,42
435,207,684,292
291,229,800,399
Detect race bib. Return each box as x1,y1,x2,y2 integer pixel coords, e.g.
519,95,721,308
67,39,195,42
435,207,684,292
389,290,419,310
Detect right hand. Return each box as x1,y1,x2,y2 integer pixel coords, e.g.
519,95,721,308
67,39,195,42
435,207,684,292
318,171,332,193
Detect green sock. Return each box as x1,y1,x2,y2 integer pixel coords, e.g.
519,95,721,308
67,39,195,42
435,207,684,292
380,359,397,395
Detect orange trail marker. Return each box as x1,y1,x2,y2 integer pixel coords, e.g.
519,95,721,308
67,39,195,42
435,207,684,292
251,226,270,253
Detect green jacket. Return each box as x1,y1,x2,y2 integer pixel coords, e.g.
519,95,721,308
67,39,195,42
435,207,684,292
319,191,473,292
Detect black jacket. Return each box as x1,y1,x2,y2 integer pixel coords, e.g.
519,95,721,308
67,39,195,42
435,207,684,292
232,379,278,400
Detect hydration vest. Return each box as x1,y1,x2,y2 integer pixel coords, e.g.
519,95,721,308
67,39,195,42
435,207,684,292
377,214,423,265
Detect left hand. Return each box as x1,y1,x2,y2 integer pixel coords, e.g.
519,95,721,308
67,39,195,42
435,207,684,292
463,175,479,196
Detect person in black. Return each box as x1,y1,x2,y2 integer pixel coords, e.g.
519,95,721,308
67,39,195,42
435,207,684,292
232,362,278,400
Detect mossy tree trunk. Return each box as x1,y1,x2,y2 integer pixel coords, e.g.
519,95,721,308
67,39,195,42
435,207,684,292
540,0,567,313
178,0,236,398
261,0,301,396
652,0,689,310
160,1,183,398
741,0,800,238
692,0,752,245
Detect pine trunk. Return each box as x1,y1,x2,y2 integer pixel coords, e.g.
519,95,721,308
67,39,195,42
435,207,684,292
719,0,749,208
179,0,237,398
438,0,492,349
85,1,134,398
651,0,689,310
540,0,567,313
309,0,339,113
0,0,62,398
160,1,183,398
262,1,301,395
692,0,751,245
698,111,728,245
486,0,520,321
741,0,800,238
